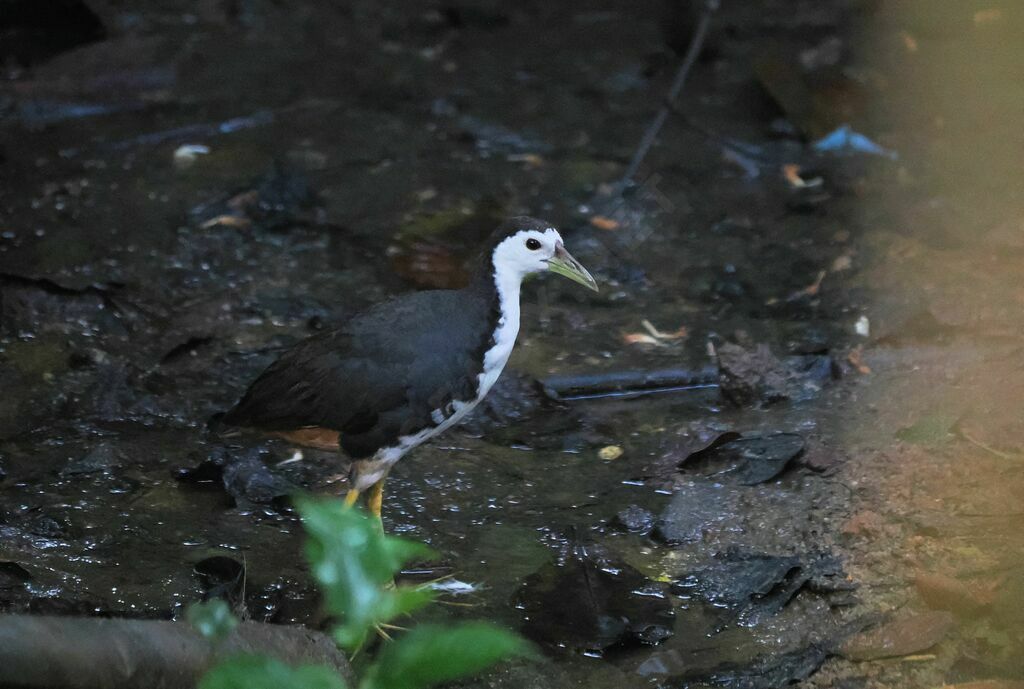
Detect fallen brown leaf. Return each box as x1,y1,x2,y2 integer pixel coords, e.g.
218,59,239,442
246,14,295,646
200,214,252,230
974,8,1003,25
782,164,822,189
589,215,620,231
848,345,871,374
641,319,688,340
899,30,919,53
622,333,662,346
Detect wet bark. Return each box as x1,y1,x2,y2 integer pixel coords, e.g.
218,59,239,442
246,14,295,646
0,615,353,689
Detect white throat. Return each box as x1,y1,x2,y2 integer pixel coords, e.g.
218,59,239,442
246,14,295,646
476,255,523,398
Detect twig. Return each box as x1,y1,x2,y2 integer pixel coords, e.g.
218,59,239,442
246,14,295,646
620,0,720,186
958,428,1022,462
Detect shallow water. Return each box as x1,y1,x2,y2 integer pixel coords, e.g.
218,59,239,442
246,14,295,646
3,1,1024,687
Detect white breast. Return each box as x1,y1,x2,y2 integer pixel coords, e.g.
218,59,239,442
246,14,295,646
476,259,522,399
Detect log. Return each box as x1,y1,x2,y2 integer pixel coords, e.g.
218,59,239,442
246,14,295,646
0,615,353,689
542,366,718,400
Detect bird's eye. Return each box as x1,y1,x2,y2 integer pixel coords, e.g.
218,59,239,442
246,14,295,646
525,238,541,250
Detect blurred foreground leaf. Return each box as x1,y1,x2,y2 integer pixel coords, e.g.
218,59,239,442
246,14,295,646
199,655,345,689
361,623,534,689
187,599,238,642
296,496,436,649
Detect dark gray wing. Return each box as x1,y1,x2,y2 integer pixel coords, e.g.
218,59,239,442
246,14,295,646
223,290,496,458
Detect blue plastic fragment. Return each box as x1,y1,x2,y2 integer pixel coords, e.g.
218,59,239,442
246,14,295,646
812,125,898,159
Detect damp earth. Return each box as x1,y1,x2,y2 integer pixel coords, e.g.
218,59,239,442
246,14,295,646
2,1,1024,688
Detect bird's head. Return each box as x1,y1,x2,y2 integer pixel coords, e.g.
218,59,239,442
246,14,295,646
486,216,598,292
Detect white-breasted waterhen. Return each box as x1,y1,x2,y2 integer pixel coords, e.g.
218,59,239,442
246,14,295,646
222,217,598,522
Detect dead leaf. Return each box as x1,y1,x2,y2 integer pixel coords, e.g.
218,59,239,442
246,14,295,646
781,164,822,189
623,333,662,346
589,215,620,231
507,153,545,167
623,320,688,347
914,571,1003,616
848,346,871,374
226,189,260,211
641,319,687,340
777,270,826,303
974,8,1003,25
899,30,919,53
840,610,954,661
831,254,853,272
200,214,252,230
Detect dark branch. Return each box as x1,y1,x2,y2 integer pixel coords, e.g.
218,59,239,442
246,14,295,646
620,0,720,186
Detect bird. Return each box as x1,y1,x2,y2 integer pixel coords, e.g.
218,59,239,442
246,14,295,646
222,216,597,522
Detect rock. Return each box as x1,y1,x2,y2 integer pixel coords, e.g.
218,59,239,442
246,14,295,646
645,429,740,482
796,442,845,473
0,562,32,589
840,610,955,661
610,505,656,535
914,572,1001,618
654,480,737,544
681,433,805,485
675,645,831,689
716,342,834,407
176,448,295,508
514,539,674,655
671,549,854,627
221,452,295,507
60,443,120,477
717,342,790,406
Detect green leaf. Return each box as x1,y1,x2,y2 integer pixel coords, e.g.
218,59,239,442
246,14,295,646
199,655,346,689
187,599,238,642
295,496,437,649
360,623,534,689
896,411,958,445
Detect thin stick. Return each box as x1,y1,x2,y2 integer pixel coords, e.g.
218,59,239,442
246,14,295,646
620,0,720,185
959,428,1022,462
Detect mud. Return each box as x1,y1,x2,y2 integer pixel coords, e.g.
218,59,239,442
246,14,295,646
2,1,1024,688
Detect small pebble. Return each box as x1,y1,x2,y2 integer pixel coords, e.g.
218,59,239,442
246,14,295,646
598,445,624,461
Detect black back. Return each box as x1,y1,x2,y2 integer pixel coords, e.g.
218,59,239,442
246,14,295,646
224,271,501,458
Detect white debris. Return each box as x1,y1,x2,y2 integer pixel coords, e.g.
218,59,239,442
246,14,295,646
276,450,304,466
173,144,210,169
427,579,480,596
854,315,870,337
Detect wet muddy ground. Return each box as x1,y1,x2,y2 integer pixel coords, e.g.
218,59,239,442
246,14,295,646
2,0,1024,687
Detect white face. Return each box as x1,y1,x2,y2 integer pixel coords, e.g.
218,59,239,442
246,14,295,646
491,227,562,279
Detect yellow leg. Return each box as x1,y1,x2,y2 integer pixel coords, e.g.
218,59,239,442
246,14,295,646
343,487,360,508
367,476,394,591
367,476,386,524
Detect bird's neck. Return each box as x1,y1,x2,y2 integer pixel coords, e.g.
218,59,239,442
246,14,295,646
491,259,523,317
467,256,523,398
468,254,523,323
